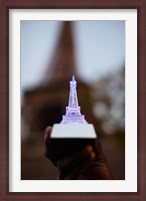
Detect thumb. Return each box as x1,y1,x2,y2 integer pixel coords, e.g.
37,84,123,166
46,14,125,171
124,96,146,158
44,126,57,166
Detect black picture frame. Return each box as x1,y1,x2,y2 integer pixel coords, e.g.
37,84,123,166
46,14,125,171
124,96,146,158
0,0,145,200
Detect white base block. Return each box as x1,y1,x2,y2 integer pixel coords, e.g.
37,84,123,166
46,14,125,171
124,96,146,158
51,124,96,138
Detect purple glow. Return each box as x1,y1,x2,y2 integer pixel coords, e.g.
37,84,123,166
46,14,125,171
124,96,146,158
61,75,87,124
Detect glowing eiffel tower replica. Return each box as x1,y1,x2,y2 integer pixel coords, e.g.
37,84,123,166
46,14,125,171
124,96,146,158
51,75,96,139
61,75,87,124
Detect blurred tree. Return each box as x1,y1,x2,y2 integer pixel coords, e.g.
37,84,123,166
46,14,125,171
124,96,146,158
91,66,125,135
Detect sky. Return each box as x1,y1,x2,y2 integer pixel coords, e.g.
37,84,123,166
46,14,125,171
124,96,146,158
21,20,125,93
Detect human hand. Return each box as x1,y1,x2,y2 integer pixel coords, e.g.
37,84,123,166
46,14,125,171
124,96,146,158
44,126,113,180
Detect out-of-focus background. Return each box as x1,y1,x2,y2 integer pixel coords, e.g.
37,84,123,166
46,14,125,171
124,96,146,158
21,21,125,180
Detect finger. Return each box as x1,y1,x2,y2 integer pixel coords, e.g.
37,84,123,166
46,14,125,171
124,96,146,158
44,126,52,141
44,126,52,157
61,150,95,180
58,146,95,179
44,126,57,166
91,138,106,162
65,151,96,180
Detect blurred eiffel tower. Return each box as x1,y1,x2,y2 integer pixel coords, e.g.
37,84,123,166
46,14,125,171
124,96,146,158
22,21,96,135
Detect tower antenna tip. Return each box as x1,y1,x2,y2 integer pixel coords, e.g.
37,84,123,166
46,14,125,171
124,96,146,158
72,75,75,81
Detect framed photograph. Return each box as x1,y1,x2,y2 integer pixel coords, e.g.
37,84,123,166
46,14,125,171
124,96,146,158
1,0,145,200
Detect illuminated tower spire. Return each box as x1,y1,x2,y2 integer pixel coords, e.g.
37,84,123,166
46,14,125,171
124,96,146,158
68,75,79,108
61,76,87,124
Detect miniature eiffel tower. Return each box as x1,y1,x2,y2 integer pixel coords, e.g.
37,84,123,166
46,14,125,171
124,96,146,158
61,75,87,124
51,75,96,139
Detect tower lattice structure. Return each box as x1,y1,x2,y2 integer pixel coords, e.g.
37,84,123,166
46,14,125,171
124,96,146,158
61,76,87,124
